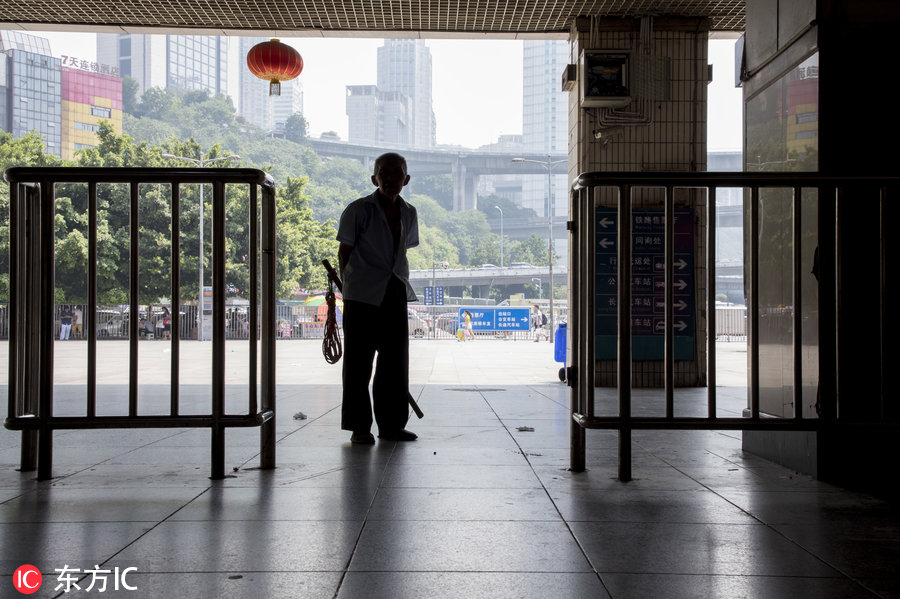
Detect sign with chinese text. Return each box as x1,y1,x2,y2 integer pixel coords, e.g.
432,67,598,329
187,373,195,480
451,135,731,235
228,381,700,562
595,207,696,360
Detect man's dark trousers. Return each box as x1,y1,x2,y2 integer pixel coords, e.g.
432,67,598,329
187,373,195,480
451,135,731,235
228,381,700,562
341,275,410,434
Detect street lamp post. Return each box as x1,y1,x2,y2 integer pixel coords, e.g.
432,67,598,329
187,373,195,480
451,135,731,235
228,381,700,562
161,153,240,340
512,155,566,338
494,205,504,267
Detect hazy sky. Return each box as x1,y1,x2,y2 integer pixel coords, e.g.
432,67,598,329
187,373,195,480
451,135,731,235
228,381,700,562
31,31,742,151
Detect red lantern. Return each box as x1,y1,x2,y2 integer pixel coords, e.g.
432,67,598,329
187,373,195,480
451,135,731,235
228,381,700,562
246,39,303,96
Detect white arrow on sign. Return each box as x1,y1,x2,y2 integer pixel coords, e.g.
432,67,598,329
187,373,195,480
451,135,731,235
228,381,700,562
598,217,614,228
655,320,689,332
598,238,615,249
675,258,688,270
674,279,688,291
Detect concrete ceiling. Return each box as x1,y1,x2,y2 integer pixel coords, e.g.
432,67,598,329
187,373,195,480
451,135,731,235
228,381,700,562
0,1,745,38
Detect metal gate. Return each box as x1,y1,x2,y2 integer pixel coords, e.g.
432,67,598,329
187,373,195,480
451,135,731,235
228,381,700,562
4,167,277,480
567,172,893,480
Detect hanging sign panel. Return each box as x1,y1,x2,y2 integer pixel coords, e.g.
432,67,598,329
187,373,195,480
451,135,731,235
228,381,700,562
595,207,696,361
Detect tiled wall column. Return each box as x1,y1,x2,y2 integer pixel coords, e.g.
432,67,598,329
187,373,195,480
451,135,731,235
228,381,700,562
568,16,710,387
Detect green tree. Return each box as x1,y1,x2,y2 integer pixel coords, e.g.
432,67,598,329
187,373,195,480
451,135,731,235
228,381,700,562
284,113,309,143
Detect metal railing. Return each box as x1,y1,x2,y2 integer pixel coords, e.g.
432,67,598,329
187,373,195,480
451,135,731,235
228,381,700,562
4,167,277,480
568,172,892,479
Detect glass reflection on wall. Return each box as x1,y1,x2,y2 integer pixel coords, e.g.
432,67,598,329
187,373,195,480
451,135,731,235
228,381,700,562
745,52,819,418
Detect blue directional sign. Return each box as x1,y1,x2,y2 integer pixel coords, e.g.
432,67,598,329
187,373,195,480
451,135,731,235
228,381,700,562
596,207,696,360
458,307,530,332
423,286,444,306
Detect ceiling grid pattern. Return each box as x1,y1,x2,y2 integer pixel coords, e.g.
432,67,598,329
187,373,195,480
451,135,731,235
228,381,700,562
0,0,745,35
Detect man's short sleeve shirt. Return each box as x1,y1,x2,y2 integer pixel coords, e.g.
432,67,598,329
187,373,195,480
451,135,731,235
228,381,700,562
337,192,419,305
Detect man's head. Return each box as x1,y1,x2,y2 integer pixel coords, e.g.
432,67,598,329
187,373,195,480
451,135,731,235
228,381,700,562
372,152,410,201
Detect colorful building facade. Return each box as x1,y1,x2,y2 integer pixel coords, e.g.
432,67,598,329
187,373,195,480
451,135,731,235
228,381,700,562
61,67,122,159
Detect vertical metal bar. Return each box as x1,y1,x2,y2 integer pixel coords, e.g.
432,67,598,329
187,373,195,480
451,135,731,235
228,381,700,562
817,184,837,422
260,182,277,470
585,186,597,422
707,186,717,418
792,186,803,420
8,181,19,423
22,183,40,471
832,185,843,420
618,184,632,482
569,184,585,472
879,186,886,419
171,183,181,416
749,186,760,419
37,180,55,480
87,182,98,418
665,186,675,417
211,180,226,480
129,182,139,417
248,183,258,415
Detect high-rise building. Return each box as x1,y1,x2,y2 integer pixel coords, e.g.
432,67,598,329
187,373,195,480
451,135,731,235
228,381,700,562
377,39,435,148
238,37,303,134
521,40,569,219
97,33,229,98
346,39,434,148
0,46,62,156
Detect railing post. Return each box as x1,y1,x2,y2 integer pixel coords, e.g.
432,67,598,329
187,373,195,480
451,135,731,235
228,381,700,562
569,184,585,472
618,184,632,482
211,180,227,480
792,186,803,420
749,186,760,419
260,182,277,470
664,185,674,417
37,180,55,481
706,187,717,418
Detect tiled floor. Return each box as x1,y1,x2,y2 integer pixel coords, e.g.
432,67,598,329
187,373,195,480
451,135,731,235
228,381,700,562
2,341,899,598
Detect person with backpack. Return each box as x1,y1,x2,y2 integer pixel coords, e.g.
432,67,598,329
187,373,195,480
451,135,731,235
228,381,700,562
532,305,548,342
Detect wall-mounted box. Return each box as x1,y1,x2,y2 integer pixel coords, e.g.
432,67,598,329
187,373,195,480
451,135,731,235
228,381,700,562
580,50,631,108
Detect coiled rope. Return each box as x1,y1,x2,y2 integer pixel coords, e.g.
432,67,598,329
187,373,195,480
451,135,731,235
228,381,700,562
322,260,343,364
322,283,342,364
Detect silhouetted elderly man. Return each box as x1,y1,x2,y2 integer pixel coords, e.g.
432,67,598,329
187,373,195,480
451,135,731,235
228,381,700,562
337,152,419,444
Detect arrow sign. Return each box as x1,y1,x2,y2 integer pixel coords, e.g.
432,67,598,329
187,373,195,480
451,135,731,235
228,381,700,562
675,258,688,270
598,217,614,228
674,279,688,291
598,238,615,249
655,320,689,332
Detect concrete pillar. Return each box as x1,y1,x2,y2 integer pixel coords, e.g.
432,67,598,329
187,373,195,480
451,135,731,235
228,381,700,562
568,16,711,387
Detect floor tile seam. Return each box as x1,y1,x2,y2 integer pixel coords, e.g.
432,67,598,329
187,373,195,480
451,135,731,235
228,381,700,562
342,569,600,574
480,389,612,596
32,487,216,599
591,570,867,580
230,403,344,472
20,429,207,485
654,457,872,587
331,441,401,599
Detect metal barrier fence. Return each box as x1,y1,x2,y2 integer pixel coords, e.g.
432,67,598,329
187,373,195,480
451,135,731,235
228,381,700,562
4,167,277,480
568,172,892,480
